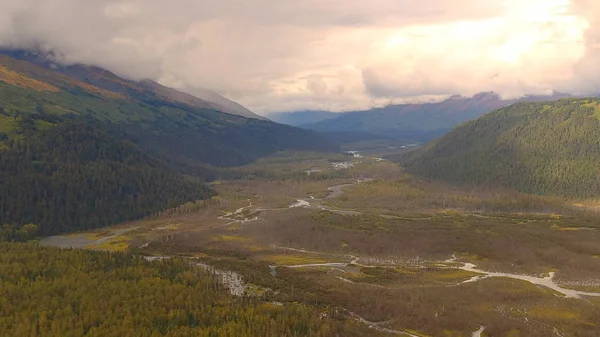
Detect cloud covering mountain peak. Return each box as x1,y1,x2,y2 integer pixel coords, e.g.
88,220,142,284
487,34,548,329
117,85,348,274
0,0,598,115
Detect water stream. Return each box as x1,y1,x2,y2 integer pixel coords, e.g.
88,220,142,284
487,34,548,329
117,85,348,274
472,326,485,337
458,262,600,299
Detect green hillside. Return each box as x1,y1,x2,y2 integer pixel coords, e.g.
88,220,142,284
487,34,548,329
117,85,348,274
399,98,600,198
0,116,212,236
0,53,337,235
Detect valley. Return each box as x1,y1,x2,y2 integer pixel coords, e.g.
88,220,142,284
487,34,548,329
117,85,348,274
2,2,600,336
41,150,600,337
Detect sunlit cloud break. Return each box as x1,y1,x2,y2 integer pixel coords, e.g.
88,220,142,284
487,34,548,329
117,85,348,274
0,0,598,114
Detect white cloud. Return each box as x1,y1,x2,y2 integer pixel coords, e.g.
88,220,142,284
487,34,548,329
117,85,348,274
569,0,600,93
0,0,597,114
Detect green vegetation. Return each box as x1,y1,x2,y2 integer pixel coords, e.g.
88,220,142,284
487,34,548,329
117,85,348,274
2,49,599,336
0,223,39,242
326,174,573,215
36,153,600,336
0,243,366,336
398,98,600,198
0,118,212,235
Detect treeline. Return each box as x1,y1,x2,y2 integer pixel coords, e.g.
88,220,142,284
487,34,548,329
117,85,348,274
400,99,600,198
0,223,39,242
0,119,212,236
0,243,360,336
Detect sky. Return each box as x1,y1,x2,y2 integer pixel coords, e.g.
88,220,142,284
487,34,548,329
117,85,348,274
0,0,598,115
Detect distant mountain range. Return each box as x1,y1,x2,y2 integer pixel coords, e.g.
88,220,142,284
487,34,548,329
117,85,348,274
396,98,600,198
273,92,573,142
0,49,337,235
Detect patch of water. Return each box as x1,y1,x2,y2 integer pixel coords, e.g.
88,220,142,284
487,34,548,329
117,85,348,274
289,199,310,208
472,326,485,337
346,151,364,158
143,256,170,262
332,162,355,170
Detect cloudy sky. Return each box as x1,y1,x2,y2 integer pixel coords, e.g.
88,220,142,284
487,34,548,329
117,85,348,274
0,0,598,115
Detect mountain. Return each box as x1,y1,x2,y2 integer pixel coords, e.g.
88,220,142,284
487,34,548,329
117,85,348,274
0,52,338,235
269,110,338,126
184,85,268,120
397,98,600,198
302,92,572,142
0,48,267,120
0,53,337,167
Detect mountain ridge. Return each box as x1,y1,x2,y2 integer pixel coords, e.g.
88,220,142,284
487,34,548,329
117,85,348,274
0,48,267,120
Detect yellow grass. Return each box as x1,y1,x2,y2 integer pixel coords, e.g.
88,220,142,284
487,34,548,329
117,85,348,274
429,269,481,281
154,224,180,231
212,235,250,242
71,79,125,99
405,330,431,337
0,66,60,92
87,238,130,252
529,307,579,321
558,227,589,231
261,254,328,265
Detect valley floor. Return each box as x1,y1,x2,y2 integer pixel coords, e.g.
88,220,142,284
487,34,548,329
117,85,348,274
42,150,600,337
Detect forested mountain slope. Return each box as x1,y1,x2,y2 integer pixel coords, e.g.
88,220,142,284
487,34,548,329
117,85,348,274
0,53,337,235
399,98,600,198
303,92,571,141
0,117,212,236
0,54,337,167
